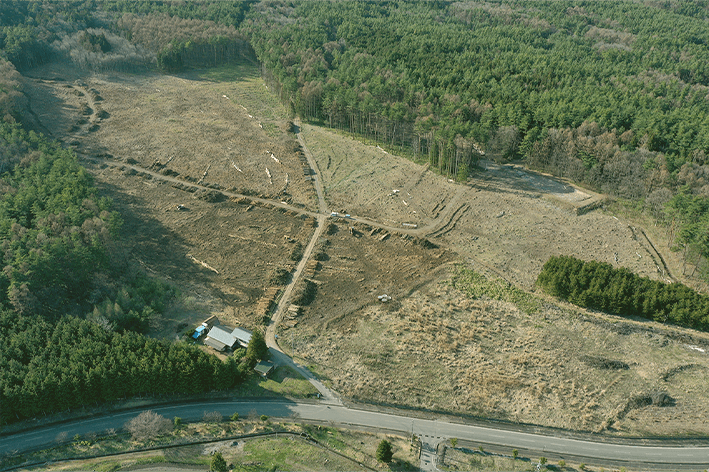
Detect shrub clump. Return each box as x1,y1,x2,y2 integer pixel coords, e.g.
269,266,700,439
269,266,291,285
125,410,172,441
451,267,539,314
581,355,629,370
414,237,438,249
195,189,226,202
292,278,317,306
290,241,305,261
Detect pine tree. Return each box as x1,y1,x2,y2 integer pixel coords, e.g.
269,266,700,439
246,329,268,362
376,439,393,463
210,452,227,472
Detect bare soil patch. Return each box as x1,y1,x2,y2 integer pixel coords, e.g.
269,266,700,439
92,161,315,338
288,124,709,435
21,61,709,436
302,122,670,290
23,62,317,335
300,125,460,229
276,220,453,343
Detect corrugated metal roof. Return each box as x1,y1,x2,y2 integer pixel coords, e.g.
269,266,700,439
231,327,252,345
204,336,227,352
207,326,237,348
254,361,274,376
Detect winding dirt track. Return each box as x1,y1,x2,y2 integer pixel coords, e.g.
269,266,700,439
81,123,467,408
85,156,464,240
10,68,709,472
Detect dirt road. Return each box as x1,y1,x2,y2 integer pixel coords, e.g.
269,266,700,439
264,121,338,403
21,62,709,438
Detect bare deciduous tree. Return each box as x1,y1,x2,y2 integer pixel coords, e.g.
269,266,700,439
52,28,155,72
125,410,172,441
203,410,223,423
646,188,673,220
488,125,520,162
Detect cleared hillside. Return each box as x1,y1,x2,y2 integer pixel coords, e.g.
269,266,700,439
19,60,709,436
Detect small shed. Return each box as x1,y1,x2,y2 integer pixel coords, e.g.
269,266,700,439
204,336,228,352
254,361,275,377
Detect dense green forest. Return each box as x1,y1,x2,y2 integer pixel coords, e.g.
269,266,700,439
241,0,709,280
0,0,253,73
245,2,709,168
0,2,257,426
0,122,253,425
2,0,709,425
537,255,709,331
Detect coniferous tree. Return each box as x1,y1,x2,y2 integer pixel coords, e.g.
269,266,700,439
376,439,393,463
246,329,268,362
210,452,228,472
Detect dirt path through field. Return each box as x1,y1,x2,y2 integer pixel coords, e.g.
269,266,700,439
20,62,709,437
295,121,328,215
263,120,339,403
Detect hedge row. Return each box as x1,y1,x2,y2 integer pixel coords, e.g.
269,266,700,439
536,255,709,331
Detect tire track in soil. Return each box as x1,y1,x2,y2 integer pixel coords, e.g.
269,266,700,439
422,187,468,238
426,203,470,239
79,133,490,406
634,226,675,283
66,82,104,136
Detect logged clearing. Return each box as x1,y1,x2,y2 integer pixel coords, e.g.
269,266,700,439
22,61,709,436
294,274,709,434
299,123,669,290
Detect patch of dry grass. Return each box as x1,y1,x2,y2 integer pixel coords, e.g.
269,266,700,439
293,268,709,436
441,446,529,472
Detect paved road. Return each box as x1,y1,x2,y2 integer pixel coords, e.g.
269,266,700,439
2,401,708,468
26,135,698,470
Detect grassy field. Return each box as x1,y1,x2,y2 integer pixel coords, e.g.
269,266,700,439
11,422,417,472
293,265,709,436
237,366,320,398
441,446,531,472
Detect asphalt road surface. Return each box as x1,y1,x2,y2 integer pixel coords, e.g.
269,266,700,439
5,125,706,470
1,400,708,468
